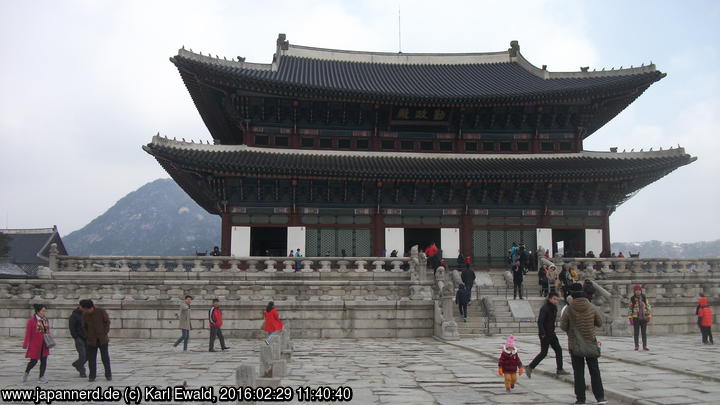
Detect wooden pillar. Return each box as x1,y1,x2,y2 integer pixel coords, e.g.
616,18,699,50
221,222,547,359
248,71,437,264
221,212,232,256
601,214,611,256
460,214,473,258
373,214,385,256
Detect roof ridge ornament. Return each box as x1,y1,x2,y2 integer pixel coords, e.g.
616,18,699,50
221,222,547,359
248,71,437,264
508,40,520,57
277,33,289,51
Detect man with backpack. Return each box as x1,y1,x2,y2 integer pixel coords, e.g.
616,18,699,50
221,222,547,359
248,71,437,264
560,283,607,405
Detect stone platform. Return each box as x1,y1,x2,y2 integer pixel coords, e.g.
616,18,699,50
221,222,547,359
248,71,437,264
1,335,717,404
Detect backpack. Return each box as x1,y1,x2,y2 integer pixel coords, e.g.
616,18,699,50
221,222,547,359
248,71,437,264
567,309,601,358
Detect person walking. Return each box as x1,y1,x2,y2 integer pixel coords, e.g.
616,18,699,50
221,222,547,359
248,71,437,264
456,251,464,269
263,301,283,345
526,292,569,378
538,265,549,297
628,285,652,351
512,259,524,299
425,242,439,271
697,296,714,344
456,284,470,322
68,302,87,377
464,255,471,270
583,279,596,302
518,244,529,273
81,299,112,382
497,335,523,393
461,266,476,296
208,298,229,352
22,304,51,383
560,283,607,405
174,295,193,352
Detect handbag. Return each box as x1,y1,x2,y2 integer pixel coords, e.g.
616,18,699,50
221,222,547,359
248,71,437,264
43,333,57,349
567,309,600,358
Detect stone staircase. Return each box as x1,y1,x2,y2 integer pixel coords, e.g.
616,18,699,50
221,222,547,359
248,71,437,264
452,267,556,337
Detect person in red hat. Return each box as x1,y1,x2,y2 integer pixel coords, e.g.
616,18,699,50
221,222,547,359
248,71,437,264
497,335,523,393
628,285,652,351
697,296,714,344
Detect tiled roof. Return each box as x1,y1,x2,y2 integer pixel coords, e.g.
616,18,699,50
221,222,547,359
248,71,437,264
1,227,67,265
143,136,694,182
171,38,664,103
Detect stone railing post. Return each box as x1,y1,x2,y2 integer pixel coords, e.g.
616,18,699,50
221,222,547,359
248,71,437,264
337,260,350,273
354,260,367,272
48,243,59,272
263,260,277,273
319,260,332,272
615,259,628,273
300,260,314,272
390,260,403,272
372,260,385,272
282,260,295,273
662,260,676,274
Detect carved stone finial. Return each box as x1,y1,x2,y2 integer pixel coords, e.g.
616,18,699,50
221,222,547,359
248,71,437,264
508,40,520,57
237,56,245,62
580,66,589,72
542,64,547,70
277,33,289,51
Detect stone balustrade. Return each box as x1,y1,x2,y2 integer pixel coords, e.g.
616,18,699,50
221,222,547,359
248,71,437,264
52,255,410,274
550,257,720,279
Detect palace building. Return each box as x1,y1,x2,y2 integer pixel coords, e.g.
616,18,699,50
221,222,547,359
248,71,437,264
144,34,694,265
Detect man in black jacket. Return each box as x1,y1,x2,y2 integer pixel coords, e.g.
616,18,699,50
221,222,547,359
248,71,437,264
68,300,87,377
460,267,476,296
526,292,569,377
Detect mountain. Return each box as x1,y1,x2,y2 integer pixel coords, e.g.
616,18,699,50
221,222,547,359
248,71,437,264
611,240,720,259
63,179,219,256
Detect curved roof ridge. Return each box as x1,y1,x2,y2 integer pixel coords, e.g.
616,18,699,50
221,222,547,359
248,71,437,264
513,51,659,79
173,35,662,79
174,48,273,71
283,43,511,65
148,135,691,160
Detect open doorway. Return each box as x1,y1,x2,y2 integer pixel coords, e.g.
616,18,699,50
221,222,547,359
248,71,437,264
552,229,585,258
250,227,287,256
404,228,441,255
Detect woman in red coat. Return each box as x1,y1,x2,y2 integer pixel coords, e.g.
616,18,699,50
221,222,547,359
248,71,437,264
22,304,51,383
263,301,283,345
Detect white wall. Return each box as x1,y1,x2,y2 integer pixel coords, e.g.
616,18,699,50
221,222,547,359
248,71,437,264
385,228,404,257
440,228,460,259
536,228,553,258
287,226,306,255
230,226,250,257
585,229,603,256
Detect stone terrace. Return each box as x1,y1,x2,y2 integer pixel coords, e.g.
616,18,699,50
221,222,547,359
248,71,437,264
1,335,718,404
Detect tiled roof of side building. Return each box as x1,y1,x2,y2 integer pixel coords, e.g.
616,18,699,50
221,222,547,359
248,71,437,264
1,227,67,265
171,35,664,102
143,136,695,182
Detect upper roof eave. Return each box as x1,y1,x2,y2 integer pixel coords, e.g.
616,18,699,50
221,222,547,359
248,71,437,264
173,34,662,79
145,135,693,161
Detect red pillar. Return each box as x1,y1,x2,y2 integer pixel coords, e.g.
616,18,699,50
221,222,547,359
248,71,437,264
601,215,611,256
373,214,385,256
460,214,473,258
221,213,232,256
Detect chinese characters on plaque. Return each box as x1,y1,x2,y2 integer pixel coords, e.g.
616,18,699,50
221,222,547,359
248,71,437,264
393,107,448,121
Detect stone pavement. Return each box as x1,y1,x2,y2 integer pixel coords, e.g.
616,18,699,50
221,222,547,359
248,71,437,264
0,335,717,404
453,334,720,405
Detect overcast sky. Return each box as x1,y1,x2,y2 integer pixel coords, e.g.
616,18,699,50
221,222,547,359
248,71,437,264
1,0,718,243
